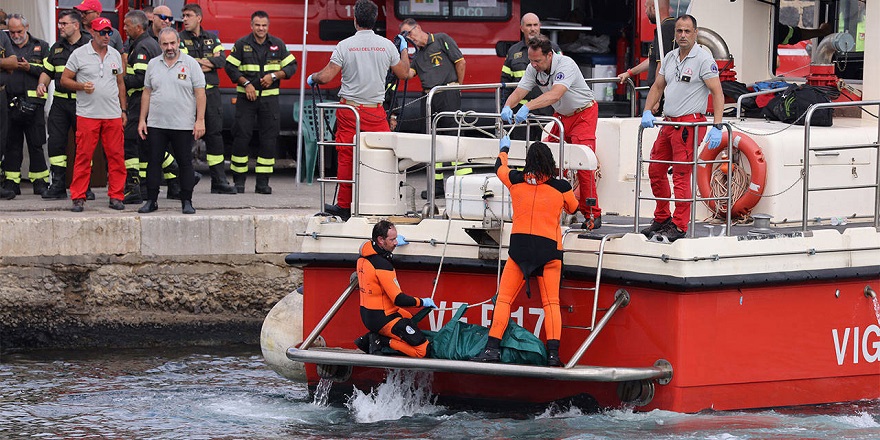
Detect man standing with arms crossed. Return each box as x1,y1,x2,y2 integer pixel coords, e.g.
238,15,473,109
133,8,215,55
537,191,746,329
225,11,296,195
60,17,127,212
180,3,236,194
307,0,410,220
640,15,724,242
137,28,206,215
501,35,602,231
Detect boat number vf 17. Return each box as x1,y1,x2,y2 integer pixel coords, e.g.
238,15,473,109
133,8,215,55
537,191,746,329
428,301,545,337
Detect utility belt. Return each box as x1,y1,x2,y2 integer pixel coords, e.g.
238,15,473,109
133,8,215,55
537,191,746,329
423,82,460,94
560,100,594,117
339,98,381,108
7,95,40,120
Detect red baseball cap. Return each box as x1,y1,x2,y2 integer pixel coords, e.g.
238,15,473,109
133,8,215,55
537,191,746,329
74,0,103,13
91,17,112,32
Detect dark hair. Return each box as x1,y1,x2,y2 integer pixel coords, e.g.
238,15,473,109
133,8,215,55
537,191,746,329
372,220,395,242
676,14,697,29
399,17,417,31
124,10,148,30
251,10,269,22
182,4,203,17
354,0,378,29
523,142,556,179
142,5,153,14
59,9,83,27
526,34,553,55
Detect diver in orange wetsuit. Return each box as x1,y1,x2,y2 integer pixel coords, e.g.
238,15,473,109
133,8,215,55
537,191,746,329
471,136,579,366
355,220,437,357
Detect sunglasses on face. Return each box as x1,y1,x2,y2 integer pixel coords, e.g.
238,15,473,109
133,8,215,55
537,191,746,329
156,14,174,22
98,29,113,36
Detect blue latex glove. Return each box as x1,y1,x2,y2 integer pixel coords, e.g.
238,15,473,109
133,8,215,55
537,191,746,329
394,34,407,53
500,106,513,123
306,74,315,87
421,298,437,309
640,110,656,128
705,126,723,149
499,135,510,151
514,104,530,123
395,234,408,246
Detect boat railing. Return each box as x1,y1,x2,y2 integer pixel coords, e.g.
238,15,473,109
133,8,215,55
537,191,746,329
315,103,360,218
734,87,789,119
802,100,880,231
584,77,639,117
634,121,735,237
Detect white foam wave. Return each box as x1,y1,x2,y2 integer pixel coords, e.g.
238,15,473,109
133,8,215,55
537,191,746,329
832,411,880,428
346,369,442,423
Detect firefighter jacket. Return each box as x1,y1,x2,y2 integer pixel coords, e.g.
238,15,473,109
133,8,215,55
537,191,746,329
42,33,90,100
6,33,50,104
224,33,296,97
357,240,427,316
179,28,225,88
125,32,161,97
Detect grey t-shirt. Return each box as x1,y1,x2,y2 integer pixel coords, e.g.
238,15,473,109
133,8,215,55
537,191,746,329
331,30,400,105
144,53,206,130
516,52,594,115
65,42,124,119
658,44,719,117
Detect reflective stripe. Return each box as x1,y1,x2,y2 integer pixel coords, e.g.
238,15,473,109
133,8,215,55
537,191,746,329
230,164,248,173
162,152,175,168
235,86,279,96
127,87,144,96
226,55,241,66
124,158,140,169
132,62,149,71
6,171,21,183
126,66,135,74
501,65,513,76
206,154,225,167
163,172,177,180
212,45,223,54
230,155,249,173
238,64,262,72
280,54,295,66
43,58,53,70
264,64,281,72
48,156,67,167
256,157,275,166
30,170,50,181
53,91,76,99
27,90,46,100
509,70,525,78
254,166,273,174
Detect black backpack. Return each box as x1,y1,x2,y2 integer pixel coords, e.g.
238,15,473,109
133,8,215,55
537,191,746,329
762,84,833,126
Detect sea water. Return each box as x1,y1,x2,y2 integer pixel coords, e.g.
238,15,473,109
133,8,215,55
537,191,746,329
1,345,878,439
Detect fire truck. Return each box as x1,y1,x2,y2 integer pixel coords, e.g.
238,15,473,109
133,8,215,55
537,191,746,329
53,1,866,158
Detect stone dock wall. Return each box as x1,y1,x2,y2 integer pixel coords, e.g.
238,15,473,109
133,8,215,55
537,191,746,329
0,213,309,353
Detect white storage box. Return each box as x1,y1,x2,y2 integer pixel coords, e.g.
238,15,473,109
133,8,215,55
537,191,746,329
445,174,513,221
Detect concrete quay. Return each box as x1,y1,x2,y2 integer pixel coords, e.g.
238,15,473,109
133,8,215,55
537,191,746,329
0,171,325,353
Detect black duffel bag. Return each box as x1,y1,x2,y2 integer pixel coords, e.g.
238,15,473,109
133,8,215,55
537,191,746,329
761,84,833,126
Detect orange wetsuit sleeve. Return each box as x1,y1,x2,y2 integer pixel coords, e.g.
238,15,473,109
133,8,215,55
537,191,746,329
376,268,419,307
495,151,512,187
563,188,579,214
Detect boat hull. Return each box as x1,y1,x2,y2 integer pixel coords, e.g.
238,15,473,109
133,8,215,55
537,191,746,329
297,262,880,412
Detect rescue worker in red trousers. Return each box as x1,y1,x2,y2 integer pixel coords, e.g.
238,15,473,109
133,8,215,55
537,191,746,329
2,14,50,196
36,9,94,201
308,0,410,220
180,3,236,194
225,10,296,194
471,136,579,366
355,220,437,358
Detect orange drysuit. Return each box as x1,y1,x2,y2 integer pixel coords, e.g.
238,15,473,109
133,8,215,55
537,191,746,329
488,149,579,341
357,240,430,358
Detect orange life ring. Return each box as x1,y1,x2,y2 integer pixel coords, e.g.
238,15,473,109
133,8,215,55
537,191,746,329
696,131,766,217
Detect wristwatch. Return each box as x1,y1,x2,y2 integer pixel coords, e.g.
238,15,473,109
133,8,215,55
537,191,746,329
713,123,724,130
270,73,277,81
242,80,251,87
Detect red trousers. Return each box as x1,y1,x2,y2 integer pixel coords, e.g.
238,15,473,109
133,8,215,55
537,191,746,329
334,104,390,209
72,116,126,201
549,103,600,218
648,114,707,232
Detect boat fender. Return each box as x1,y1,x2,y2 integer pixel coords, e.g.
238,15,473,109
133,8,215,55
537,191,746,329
696,130,766,217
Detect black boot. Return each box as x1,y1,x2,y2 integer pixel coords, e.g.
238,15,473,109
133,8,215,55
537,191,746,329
209,164,236,194
2,180,20,196
255,174,272,194
122,169,143,204
354,333,372,353
138,199,158,213
42,166,68,199
0,183,14,200
546,339,563,367
33,179,49,196
233,173,246,194
367,333,391,355
181,199,196,214
471,337,501,362
166,178,181,200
